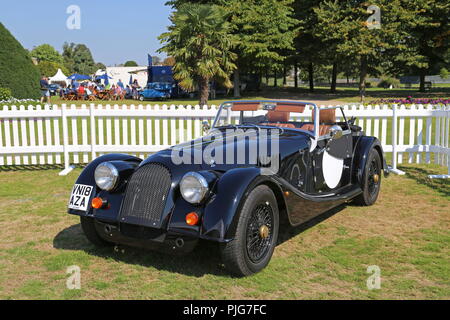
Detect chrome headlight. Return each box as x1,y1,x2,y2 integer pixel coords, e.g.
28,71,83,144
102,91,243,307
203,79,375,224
94,162,119,191
180,172,209,204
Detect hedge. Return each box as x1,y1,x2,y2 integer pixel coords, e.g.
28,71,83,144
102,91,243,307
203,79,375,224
0,22,41,99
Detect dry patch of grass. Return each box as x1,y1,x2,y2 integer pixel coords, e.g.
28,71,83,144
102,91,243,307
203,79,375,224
0,164,448,299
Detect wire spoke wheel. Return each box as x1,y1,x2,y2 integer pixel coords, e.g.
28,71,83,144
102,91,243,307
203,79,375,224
354,149,382,206
367,158,380,196
246,203,273,263
220,185,279,276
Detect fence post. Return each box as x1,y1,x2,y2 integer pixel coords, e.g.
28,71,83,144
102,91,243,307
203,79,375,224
90,103,96,161
389,104,405,175
428,106,450,179
448,107,450,175
58,103,74,176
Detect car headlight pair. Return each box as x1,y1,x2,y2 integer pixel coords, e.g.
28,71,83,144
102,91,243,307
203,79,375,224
95,162,210,204
94,162,119,191
180,172,210,204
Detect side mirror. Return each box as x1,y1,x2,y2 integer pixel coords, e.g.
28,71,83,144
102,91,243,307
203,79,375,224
329,125,343,140
202,121,211,134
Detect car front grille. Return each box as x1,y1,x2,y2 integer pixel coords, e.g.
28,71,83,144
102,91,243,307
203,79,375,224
119,163,171,227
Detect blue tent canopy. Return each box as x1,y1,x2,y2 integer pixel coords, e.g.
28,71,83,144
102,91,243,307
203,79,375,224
67,74,91,81
95,74,112,81
95,73,112,86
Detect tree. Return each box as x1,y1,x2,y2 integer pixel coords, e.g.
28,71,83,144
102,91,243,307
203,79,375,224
30,44,64,64
151,56,162,65
159,4,237,106
36,61,69,77
225,0,297,96
166,0,297,97
72,44,96,75
62,42,76,73
440,67,449,80
95,62,106,71
400,0,449,91
124,60,138,67
293,0,326,92
314,1,419,101
0,23,41,98
308,0,342,92
63,42,97,75
162,56,176,66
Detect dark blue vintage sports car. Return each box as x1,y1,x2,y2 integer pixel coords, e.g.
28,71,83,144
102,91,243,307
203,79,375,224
67,100,389,276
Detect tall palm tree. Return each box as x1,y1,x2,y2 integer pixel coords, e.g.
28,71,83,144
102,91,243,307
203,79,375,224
159,4,237,106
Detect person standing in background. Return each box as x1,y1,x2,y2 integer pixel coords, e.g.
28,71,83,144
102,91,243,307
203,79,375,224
125,85,132,99
72,79,80,91
131,79,141,100
77,83,86,100
39,76,50,104
117,79,124,89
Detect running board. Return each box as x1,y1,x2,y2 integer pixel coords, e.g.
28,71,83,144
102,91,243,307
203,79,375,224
273,176,362,203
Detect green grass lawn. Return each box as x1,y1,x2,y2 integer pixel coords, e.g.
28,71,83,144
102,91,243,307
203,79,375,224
0,164,448,299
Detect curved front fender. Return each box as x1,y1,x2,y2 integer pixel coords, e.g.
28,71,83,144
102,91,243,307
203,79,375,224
201,167,274,242
352,136,389,185
68,154,142,217
74,153,142,186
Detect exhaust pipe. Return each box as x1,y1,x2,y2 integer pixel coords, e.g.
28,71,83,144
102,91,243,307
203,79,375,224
175,238,184,248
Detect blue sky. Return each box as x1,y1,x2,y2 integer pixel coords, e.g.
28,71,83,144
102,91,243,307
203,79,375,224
0,0,173,66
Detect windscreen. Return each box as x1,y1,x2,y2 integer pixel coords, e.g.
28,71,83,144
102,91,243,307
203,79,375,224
213,101,306,128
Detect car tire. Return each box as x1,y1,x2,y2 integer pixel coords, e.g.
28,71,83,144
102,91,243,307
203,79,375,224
354,148,382,206
220,185,279,277
139,95,144,101
80,216,113,247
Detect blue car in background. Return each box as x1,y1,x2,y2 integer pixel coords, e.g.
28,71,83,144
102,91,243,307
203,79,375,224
138,82,173,101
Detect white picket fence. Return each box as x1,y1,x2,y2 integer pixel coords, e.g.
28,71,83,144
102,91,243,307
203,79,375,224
0,104,449,176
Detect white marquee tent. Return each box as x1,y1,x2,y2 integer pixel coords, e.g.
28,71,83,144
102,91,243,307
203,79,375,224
49,69,69,85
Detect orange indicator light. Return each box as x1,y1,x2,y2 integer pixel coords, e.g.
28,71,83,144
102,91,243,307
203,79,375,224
92,197,105,209
186,212,199,226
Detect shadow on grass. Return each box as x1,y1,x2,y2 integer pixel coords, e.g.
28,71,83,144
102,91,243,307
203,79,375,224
0,164,65,171
277,204,346,244
53,223,230,277
53,205,346,277
0,164,87,172
399,165,450,197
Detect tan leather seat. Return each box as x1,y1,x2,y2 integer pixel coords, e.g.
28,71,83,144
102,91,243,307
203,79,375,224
299,123,332,136
267,110,290,122
262,111,296,128
299,108,336,135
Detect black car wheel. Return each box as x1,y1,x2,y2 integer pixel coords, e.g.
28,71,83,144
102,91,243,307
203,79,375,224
354,148,382,206
80,216,113,247
139,95,144,101
220,185,279,276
